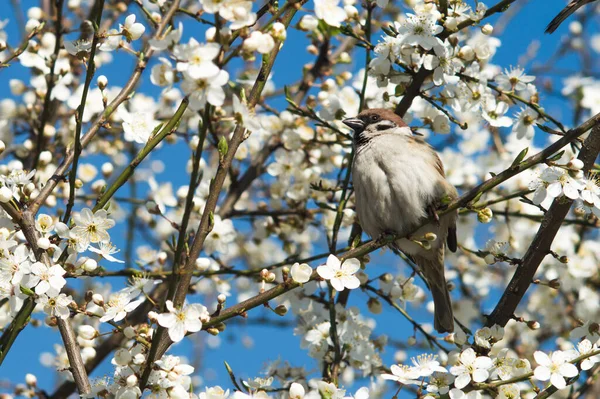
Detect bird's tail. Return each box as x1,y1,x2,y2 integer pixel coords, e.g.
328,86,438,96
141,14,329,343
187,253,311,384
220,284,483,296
414,251,454,333
546,1,587,34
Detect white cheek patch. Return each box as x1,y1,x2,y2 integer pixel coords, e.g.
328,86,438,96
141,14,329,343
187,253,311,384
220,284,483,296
374,120,396,131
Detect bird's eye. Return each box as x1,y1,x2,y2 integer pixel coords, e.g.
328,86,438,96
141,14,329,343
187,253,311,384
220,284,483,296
371,114,380,122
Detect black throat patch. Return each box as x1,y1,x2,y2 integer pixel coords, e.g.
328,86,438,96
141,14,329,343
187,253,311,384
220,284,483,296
353,130,371,148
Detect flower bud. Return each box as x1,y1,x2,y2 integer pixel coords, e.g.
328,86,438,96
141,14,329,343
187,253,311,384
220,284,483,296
27,7,43,20
146,200,159,214
78,325,98,340
458,45,475,61
25,374,37,387
92,293,104,306
569,20,582,35
270,22,287,41
217,294,226,303
39,150,52,165
274,304,288,316
113,348,132,366
23,183,36,196
37,237,51,250
25,19,41,33
481,23,493,35
484,254,496,265
477,208,493,223
151,12,161,24
527,320,540,330
126,374,138,387
82,258,98,272
97,75,108,90
123,326,136,339
10,79,26,95
407,336,416,346
306,44,318,55
567,158,584,171
207,328,220,336
101,162,114,177
0,140,5,155
299,15,318,31
0,186,13,203
338,52,351,64
289,382,305,399
43,124,56,138
367,298,382,314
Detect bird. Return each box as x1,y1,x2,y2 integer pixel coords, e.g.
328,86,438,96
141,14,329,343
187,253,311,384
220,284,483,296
545,0,597,34
343,108,458,333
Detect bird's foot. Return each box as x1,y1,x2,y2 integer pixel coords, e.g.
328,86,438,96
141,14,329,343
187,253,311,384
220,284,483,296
427,204,440,226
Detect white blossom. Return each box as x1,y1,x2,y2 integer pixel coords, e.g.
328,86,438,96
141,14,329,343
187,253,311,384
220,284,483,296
157,300,209,342
533,350,579,390
317,255,361,291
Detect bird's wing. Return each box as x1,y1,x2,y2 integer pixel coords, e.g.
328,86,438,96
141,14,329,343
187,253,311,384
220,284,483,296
546,0,593,34
432,150,459,253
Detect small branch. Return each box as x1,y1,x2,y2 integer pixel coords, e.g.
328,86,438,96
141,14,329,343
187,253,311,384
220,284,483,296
31,0,65,169
167,105,210,301
56,318,91,395
395,0,521,116
94,99,189,211
138,1,307,388
63,0,106,223
0,24,45,69
364,284,448,352
28,0,183,216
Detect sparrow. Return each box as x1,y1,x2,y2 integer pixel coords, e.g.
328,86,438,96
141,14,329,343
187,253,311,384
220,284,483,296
546,0,597,34
343,109,458,333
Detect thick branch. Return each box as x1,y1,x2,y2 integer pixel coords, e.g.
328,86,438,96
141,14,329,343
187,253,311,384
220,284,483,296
486,123,600,327
190,111,600,335
49,284,168,399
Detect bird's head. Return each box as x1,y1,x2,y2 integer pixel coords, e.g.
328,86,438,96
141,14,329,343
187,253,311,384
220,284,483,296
343,108,412,146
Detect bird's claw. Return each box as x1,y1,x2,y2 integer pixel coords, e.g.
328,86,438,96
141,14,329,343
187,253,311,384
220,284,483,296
427,204,440,227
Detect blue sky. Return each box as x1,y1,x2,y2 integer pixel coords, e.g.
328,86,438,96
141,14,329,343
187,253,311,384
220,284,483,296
0,0,597,396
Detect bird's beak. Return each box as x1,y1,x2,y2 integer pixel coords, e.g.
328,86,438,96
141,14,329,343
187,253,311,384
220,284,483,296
342,117,366,133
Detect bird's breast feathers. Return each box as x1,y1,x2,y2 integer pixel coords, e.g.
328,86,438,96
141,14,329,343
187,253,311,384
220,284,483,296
352,135,448,238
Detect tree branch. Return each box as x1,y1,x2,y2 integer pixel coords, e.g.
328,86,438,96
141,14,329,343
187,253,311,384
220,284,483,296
395,0,520,117
486,123,600,328
138,1,307,388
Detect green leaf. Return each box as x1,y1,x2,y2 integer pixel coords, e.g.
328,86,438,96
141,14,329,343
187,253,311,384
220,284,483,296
511,147,529,167
548,150,565,162
536,123,557,134
19,285,35,297
217,136,228,161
